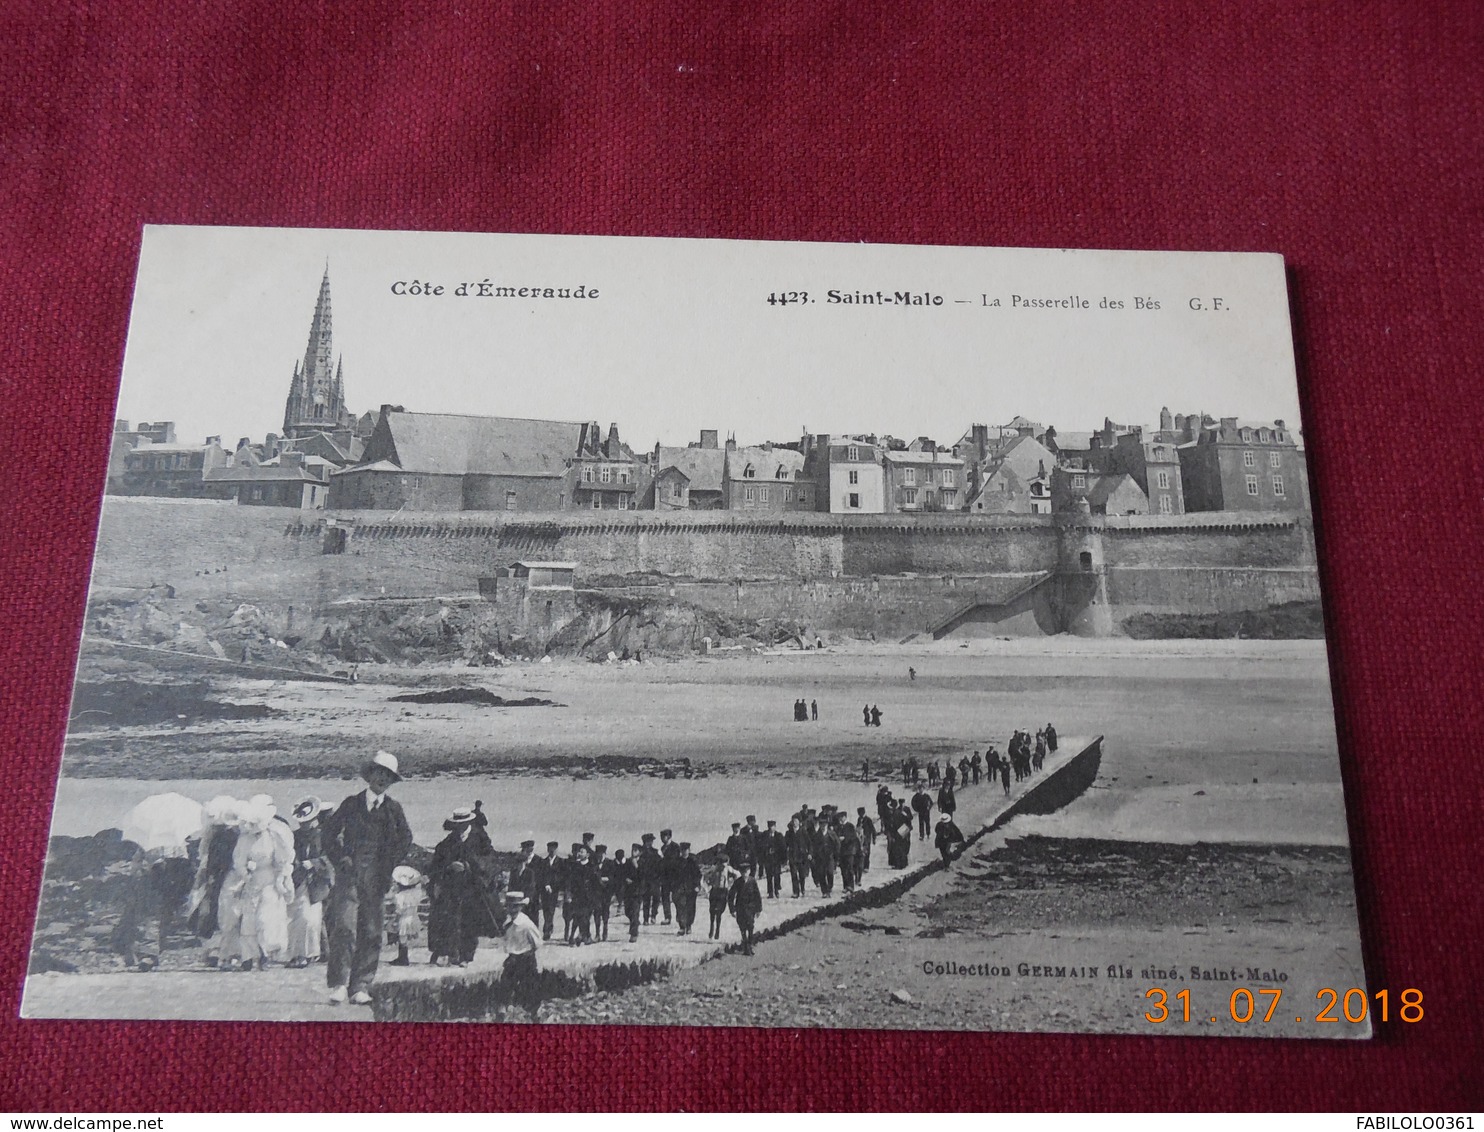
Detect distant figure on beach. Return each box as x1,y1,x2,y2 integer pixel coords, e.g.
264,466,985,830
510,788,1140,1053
1000,754,1012,794
944,761,957,789
927,760,939,786
971,752,982,785
935,814,967,865
1046,723,1058,752
860,759,871,782
870,704,882,727
863,703,872,726
810,699,818,721
785,817,810,897
958,756,971,788
1034,730,1047,771
908,666,916,681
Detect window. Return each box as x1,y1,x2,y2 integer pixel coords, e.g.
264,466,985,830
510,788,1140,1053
904,488,918,505
942,490,956,506
1259,429,1270,442
785,486,794,502
759,486,770,503
1159,495,1173,514
600,466,612,483
846,446,859,462
904,468,916,485
942,469,954,486
582,466,593,482
1246,475,1259,496
1241,429,1252,442
505,490,517,511
1243,450,1256,467
1072,474,1086,489
250,486,263,502
1156,470,1170,489
1272,475,1285,496
670,481,683,500
743,463,755,478
849,470,859,484
618,495,628,510
848,492,860,508
1270,452,1281,468
619,467,630,484
592,495,601,509
744,486,756,502
776,465,787,479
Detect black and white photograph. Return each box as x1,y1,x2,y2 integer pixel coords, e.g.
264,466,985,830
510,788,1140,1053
22,226,1367,1036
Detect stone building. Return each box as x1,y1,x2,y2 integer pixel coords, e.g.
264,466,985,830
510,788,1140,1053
111,433,233,498
882,444,966,512
801,433,886,513
1175,417,1309,513
570,422,646,511
966,433,1055,514
204,453,330,509
723,443,807,512
647,431,726,510
330,408,586,512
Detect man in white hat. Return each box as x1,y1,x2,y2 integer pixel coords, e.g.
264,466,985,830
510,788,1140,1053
320,750,413,1005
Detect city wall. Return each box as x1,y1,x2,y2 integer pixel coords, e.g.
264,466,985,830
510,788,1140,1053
88,499,1321,638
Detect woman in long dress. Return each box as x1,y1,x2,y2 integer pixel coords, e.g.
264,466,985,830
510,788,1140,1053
427,808,496,966
217,798,294,970
886,801,913,869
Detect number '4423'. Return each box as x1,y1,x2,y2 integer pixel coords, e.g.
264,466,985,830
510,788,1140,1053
768,292,809,305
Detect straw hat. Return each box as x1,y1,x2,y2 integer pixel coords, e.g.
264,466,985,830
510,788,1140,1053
362,750,402,783
293,796,325,822
391,865,422,888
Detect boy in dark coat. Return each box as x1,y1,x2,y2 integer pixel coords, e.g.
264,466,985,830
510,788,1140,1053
728,864,764,955
672,842,702,935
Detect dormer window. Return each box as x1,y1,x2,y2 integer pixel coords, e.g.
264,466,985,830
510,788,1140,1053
776,465,787,479
846,445,860,462
743,463,755,478
1258,429,1270,443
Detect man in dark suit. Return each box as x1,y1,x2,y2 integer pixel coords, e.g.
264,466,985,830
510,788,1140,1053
508,840,540,920
321,750,413,1006
759,819,785,898
537,840,562,941
672,842,702,935
637,833,662,924
658,828,680,925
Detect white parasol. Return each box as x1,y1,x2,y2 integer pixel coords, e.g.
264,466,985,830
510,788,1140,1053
120,792,206,854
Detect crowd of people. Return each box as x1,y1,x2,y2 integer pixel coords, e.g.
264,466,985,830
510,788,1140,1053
110,718,1063,1009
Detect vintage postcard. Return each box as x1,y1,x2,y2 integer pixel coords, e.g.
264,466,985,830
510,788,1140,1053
23,227,1369,1036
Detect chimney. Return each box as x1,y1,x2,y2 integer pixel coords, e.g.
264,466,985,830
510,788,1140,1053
972,423,988,456
700,429,718,449
1220,416,1238,431
1160,406,1173,432
725,432,736,452
205,435,221,447
1274,419,1286,430
606,422,620,457
282,451,305,469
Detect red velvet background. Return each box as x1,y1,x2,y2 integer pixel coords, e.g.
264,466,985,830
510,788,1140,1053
3,0,1481,1111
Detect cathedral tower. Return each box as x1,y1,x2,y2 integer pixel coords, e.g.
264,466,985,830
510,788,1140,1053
283,267,355,437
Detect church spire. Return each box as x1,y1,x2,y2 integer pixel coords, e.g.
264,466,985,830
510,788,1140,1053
283,265,353,437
